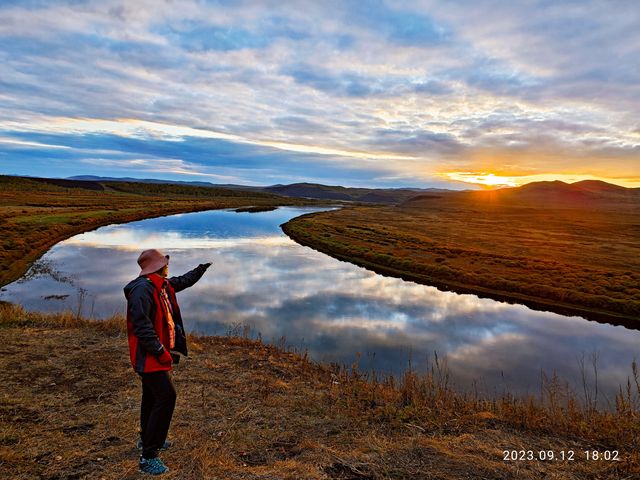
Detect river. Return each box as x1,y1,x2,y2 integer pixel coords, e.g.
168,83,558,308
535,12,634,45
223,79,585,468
2,206,638,404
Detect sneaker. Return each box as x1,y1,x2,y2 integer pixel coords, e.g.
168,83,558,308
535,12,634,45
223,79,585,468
137,439,173,450
139,456,169,475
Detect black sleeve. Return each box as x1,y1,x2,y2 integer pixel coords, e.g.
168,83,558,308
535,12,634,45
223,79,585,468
128,282,164,355
168,263,209,293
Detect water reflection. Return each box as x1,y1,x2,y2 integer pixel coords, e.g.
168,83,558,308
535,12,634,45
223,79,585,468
2,207,639,403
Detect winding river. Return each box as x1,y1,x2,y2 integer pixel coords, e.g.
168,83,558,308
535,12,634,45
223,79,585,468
2,206,638,404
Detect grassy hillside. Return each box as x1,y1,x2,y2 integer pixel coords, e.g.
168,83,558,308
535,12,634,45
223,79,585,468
282,185,640,325
0,175,318,288
265,183,429,204
1,303,638,479
454,180,640,207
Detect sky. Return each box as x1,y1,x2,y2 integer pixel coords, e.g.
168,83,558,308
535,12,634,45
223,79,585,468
0,0,639,189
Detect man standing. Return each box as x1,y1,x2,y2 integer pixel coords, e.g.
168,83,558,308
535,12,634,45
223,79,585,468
124,249,211,475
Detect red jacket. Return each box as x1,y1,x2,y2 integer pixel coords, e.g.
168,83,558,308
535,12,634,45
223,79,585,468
124,264,208,373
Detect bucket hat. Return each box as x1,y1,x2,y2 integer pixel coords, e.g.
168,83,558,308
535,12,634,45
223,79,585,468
137,249,170,276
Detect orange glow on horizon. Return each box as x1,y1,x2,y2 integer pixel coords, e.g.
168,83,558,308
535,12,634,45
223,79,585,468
442,172,639,189
444,172,518,188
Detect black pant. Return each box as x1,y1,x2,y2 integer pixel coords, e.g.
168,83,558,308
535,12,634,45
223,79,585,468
139,371,176,459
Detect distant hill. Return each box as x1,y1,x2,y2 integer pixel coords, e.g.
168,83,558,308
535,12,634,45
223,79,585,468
570,179,629,193
19,176,106,191
70,176,452,204
68,175,263,191
401,180,639,208
480,180,639,204
21,175,640,207
2,175,282,200
265,182,448,204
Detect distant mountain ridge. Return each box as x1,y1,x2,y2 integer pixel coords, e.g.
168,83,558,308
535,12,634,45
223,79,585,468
67,175,262,191
45,175,640,206
402,179,639,208
263,182,449,203
480,180,639,202
67,176,449,204
569,179,629,193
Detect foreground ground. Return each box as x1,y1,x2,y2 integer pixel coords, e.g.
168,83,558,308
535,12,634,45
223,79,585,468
282,198,640,326
1,304,637,479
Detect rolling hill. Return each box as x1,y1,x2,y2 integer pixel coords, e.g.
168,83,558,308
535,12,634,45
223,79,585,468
264,182,448,204
402,180,639,208
67,176,448,204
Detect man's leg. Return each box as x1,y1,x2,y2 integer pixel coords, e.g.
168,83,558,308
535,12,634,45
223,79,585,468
140,377,154,444
139,371,177,460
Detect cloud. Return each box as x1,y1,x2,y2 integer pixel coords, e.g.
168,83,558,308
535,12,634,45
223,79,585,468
283,63,376,98
346,0,452,47
78,157,243,181
368,128,463,155
0,128,409,186
282,62,454,100
0,0,638,187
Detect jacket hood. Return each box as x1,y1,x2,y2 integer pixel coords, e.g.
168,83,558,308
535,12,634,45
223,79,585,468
124,276,150,299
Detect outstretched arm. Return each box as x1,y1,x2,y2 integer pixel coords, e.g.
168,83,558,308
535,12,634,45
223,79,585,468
169,263,211,293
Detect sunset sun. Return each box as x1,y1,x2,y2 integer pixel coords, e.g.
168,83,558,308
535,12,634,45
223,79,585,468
444,172,519,188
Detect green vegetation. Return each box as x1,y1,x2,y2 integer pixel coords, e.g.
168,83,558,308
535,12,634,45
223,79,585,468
0,175,319,288
282,200,640,325
1,303,638,479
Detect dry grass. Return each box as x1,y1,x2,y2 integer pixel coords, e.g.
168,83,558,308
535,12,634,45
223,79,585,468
1,303,638,479
282,200,640,325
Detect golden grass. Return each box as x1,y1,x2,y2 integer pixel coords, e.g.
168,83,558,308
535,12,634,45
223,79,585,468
1,303,638,479
282,200,640,325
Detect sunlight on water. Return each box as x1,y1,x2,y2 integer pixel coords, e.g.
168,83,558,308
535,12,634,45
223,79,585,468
2,206,639,402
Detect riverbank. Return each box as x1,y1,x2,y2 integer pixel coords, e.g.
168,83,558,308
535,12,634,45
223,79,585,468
1,303,637,479
0,176,320,288
281,201,640,327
